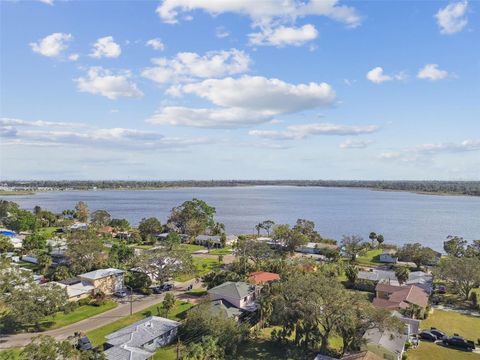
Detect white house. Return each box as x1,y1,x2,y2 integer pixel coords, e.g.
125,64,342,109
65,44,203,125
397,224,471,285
379,252,398,264
104,316,180,360
49,281,94,301
207,281,260,311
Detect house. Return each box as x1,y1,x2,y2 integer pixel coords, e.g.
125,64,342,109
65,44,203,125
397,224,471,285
358,269,432,292
209,299,245,320
358,269,397,283
248,271,280,285
392,311,420,336
49,281,94,301
314,351,383,360
104,316,180,360
295,242,338,254
208,281,260,311
362,328,407,360
68,223,88,231
379,252,398,264
195,234,237,247
372,282,429,311
10,237,23,249
98,226,114,235
79,268,124,295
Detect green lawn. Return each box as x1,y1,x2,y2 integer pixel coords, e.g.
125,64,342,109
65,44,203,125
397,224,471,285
0,348,21,360
152,344,180,360
208,247,233,255
179,244,205,253
184,288,207,297
355,249,383,266
37,300,117,331
174,256,223,282
15,260,39,271
37,226,59,238
408,309,480,360
87,300,193,347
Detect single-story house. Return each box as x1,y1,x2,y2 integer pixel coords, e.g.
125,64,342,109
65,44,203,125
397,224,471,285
314,351,383,360
68,223,88,231
295,242,338,254
379,252,398,264
248,271,280,285
104,316,180,360
208,281,260,311
373,282,429,311
79,268,124,295
98,226,114,235
156,232,189,242
358,269,432,291
49,281,94,301
362,328,407,360
194,234,237,247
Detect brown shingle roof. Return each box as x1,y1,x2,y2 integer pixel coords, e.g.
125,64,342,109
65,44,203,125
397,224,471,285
248,271,280,285
374,284,429,309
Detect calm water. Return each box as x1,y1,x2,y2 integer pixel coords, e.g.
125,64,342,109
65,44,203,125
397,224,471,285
3,186,480,252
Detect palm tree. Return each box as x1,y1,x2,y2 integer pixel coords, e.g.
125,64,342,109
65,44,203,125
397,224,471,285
377,234,385,247
369,232,377,247
258,295,273,329
255,223,263,236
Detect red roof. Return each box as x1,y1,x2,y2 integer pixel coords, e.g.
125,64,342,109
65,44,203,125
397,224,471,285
374,283,429,309
248,271,280,284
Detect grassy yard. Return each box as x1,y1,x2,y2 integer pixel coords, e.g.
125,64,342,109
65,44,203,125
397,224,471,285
87,300,193,347
152,344,180,360
179,244,205,253
208,246,233,255
37,226,59,238
174,256,223,282
0,348,21,360
37,300,117,331
184,288,207,297
408,309,480,360
355,249,383,266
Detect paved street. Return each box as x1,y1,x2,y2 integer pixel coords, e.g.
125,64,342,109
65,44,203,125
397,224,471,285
0,279,199,349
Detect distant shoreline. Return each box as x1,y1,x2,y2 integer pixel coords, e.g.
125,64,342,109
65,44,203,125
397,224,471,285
1,183,478,198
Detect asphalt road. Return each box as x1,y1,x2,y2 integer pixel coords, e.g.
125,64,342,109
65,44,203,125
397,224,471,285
0,279,198,349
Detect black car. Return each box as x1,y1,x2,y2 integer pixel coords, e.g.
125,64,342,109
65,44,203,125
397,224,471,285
77,336,93,351
152,283,173,294
442,336,476,351
429,328,447,339
419,331,437,341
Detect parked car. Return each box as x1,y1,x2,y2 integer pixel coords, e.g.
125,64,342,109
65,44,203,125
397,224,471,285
76,336,93,351
429,328,447,339
114,290,127,298
152,283,173,294
442,336,476,351
419,331,437,341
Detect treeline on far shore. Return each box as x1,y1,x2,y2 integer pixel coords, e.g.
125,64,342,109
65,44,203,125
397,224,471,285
2,180,480,196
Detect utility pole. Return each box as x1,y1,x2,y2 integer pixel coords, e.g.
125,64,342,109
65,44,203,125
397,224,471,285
125,285,133,315
176,336,181,360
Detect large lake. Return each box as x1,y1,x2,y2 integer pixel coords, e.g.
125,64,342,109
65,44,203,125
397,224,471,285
3,187,480,252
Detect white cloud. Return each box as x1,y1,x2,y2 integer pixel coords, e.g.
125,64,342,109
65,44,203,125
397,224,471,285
249,24,318,47
380,139,480,162
0,117,86,128
36,0,54,5
174,75,336,114
366,67,407,84
146,38,165,51
249,123,379,140
340,139,373,149
30,32,72,58
156,0,361,28
417,64,449,81
435,1,468,34
68,53,79,61
215,26,230,39
142,49,250,84
90,36,121,58
0,122,207,150
147,106,271,128
75,67,143,100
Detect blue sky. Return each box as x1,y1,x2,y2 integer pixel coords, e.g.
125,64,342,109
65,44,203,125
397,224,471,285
0,0,478,180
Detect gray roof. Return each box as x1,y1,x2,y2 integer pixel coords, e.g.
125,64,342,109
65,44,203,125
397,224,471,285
106,316,180,349
80,268,124,280
358,269,397,282
392,311,420,335
104,345,152,360
210,299,244,318
207,281,256,300
363,328,407,356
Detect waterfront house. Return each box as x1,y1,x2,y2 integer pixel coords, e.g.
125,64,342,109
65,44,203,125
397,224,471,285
379,252,398,264
295,242,338,254
195,234,237,247
104,316,180,360
79,268,124,295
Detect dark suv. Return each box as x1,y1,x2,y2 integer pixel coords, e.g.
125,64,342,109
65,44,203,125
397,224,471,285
429,328,447,340
442,336,476,351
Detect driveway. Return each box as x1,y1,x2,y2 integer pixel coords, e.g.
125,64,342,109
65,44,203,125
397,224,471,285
0,279,201,349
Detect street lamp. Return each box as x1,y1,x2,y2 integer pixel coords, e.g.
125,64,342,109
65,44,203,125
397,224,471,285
125,285,133,315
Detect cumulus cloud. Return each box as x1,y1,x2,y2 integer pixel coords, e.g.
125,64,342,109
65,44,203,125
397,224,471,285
36,0,54,5
147,106,271,128
249,24,318,47
68,53,79,61
435,1,468,34
366,67,406,84
142,49,250,84
380,139,480,162
249,123,379,140
90,36,121,58
156,0,361,28
174,75,336,114
340,139,373,149
75,67,143,100
30,32,72,58
146,38,165,50
417,64,449,81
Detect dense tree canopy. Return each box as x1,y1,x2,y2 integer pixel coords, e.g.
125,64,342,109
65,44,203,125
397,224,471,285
167,198,216,238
